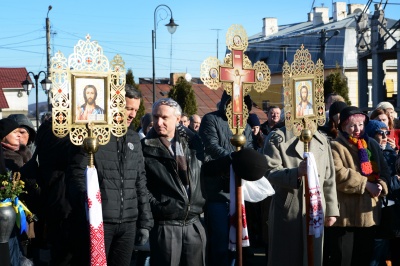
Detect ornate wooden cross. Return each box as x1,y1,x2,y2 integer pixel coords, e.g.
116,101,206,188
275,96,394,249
201,24,271,135
200,24,271,265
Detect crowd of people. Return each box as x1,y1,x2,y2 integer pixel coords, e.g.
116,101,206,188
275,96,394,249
1,88,400,266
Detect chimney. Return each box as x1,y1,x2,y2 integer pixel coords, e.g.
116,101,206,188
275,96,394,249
308,12,314,22
333,2,347,21
348,4,366,14
170,73,186,85
262,17,278,37
313,12,324,26
313,6,329,25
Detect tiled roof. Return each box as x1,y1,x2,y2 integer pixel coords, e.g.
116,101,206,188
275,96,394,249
0,89,9,109
0,67,32,90
138,82,267,123
0,67,29,109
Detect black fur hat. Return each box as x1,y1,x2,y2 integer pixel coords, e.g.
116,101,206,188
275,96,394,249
231,148,267,181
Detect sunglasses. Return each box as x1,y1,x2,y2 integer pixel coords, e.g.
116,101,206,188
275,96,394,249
376,130,390,137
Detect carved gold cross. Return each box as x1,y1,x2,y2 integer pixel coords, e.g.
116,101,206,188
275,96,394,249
201,24,271,135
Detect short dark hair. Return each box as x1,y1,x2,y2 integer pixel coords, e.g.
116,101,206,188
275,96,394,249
125,84,142,99
268,106,280,113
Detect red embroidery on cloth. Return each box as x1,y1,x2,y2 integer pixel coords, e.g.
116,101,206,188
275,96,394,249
89,222,107,265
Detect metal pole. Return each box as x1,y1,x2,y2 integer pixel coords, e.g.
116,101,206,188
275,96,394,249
46,6,52,111
35,76,39,129
46,18,51,79
152,29,156,104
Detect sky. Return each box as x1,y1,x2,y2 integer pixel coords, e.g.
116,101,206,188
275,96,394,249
0,1,399,104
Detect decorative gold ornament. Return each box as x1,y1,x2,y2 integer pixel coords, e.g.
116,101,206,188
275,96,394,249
50,34,127,166
200,24,271,137
283,44,325,137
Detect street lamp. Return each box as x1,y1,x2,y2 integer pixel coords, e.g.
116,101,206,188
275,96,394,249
319,29,340,64
21,71,52,129
152,4,178,104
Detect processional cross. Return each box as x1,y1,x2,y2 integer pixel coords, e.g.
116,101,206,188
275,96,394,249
200,24,271,265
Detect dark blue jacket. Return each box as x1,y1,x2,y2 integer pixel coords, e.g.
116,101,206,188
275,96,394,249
198,91,254,202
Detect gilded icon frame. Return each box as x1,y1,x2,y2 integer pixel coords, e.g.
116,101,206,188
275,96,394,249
283,44,325,136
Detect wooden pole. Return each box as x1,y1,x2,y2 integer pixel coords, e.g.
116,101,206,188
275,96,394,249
235,167,243,266
231,131,246,266
300,123,313,266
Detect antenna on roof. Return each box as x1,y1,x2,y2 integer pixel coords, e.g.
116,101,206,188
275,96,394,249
310,0,316,13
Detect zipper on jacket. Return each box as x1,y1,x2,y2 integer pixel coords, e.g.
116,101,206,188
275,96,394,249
117,136,124,223
171,159,192,223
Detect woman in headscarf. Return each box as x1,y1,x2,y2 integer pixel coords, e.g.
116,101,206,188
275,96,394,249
0,118,32,266
324,106,389,265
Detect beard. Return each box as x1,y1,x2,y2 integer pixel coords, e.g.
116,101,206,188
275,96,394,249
86,98,95,105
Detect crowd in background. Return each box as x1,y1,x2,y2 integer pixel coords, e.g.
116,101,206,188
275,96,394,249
1,90,400,266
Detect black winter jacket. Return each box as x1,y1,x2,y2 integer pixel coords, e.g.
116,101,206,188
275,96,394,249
198,91,254,202
68,129,153,229
141,126,205,224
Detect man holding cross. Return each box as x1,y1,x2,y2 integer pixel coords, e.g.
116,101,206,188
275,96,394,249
199,91,255,265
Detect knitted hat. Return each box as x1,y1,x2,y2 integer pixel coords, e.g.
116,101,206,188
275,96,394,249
376,101,394,111
329,101,347,121
0,118,19,140
247,113,260,128
364,120,388,138
338,106,369,131
231,148,267,181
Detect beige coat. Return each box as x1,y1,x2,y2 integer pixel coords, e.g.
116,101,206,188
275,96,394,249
331,133,389,227
263,128,339,266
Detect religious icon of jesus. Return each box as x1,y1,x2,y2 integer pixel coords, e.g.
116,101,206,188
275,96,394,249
295,81,313,117
224,68,250,113
76,84,105,121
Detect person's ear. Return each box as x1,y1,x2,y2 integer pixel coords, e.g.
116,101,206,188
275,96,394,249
176,115,181,125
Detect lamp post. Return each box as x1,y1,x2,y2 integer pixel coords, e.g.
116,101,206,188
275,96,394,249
319,29,340,64
152,4,178,104
21,71,52,129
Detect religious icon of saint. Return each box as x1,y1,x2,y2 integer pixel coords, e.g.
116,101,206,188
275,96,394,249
296,82,313,117
209,68,218,79
233,35,242,46
257,72,264,81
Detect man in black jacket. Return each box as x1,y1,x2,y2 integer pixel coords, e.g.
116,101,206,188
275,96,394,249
142,98,206,266
198,91,255,266
67,86,153,266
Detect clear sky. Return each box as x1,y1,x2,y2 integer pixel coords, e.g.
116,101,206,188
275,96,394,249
0,1,399,104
